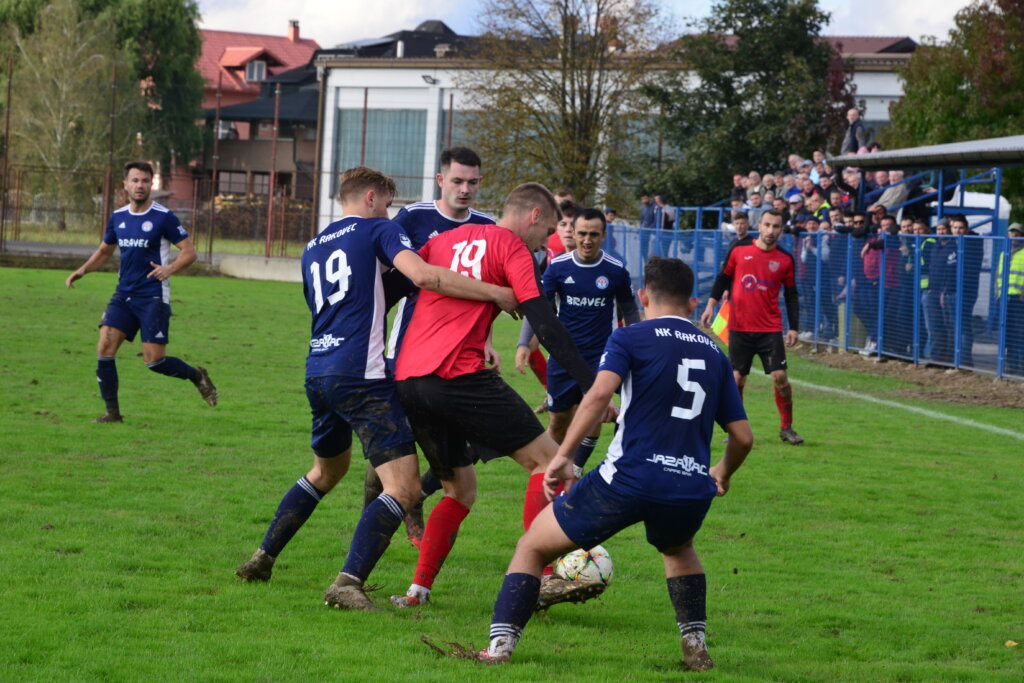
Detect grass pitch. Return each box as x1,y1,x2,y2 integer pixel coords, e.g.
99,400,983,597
1,266,1021,681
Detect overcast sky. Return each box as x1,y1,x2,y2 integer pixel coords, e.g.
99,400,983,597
198,0,965,48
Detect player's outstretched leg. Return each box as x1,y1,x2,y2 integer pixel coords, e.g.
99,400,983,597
365,466,424,547
192,366,218,406
391,494,471,608
94,355,123,422
236,475,328,582
326,492,406,611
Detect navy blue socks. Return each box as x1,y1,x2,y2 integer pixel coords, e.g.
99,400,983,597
341,493,404,581
259,476,327,557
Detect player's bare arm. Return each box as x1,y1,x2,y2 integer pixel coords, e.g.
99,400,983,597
392,250,518,313
699,297,719,328
484,329,501,373
709,419,754,496
147,237,198,281
66,242,117,288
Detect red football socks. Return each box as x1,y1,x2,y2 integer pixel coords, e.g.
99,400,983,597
528,350,547,387
774,384,793,430
412,496,470,589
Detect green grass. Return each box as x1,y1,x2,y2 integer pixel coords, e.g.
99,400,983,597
1,266,1022,681
13,227,307,258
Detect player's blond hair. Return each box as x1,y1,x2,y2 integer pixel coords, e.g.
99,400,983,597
338,166,397,203
503,182,559,220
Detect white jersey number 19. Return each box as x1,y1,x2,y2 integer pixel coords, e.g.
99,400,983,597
309,249,353,312
450,239,486,280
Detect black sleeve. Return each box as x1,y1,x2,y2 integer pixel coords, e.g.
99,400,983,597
783,281,800,331
382,268,416,310
710,272,733,301
520,296,595,393
618,295,641,325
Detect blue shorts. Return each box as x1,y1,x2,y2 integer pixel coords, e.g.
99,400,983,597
553,471,713,553
305,375,416,468
100,294,171,344
545,351,601,413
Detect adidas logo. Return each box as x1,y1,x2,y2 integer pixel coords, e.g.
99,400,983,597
117,222,126,229
155,332,165,339
565,276,575,284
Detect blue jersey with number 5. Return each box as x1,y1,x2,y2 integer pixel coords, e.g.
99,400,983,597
302,215,413,380
597,316,746,502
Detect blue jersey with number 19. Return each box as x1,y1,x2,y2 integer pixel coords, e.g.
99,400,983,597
302,215,414,380
597,316,746,503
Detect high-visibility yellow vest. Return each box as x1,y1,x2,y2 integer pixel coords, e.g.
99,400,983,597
919,237,936,289
999,246,1024,296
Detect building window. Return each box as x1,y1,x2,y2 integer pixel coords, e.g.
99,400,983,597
251,172,270,195
245,60,266,82
334,108,427,201
218,171,247,195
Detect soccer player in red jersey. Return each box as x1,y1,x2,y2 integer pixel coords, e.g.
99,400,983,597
700,210,804,445
390,183,609,609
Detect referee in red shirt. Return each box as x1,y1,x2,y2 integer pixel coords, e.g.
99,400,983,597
700,210,804,445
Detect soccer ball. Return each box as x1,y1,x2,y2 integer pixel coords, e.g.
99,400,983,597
554,545,614,585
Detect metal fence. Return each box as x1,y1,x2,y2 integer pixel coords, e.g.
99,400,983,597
606,223,1024,378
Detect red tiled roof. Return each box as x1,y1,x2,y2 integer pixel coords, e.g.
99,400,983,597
823,36,914,54
199,29,320,95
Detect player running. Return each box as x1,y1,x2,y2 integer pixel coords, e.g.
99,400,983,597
700,209,804,445
430,257,752,669
65,160,217,422
515,207,640,477
389,183,608,609
235,167,517,612
366,146,497,546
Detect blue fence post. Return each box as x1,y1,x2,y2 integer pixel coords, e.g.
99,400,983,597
996,235,1011,377
844,232,853,352
877,236,886,357
813,231,822,342
917,233,925,366
952,233,965,368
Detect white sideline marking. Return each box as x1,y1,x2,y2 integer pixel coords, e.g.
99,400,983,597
787,378,1024,441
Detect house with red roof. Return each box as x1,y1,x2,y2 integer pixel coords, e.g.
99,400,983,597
166,21,319,203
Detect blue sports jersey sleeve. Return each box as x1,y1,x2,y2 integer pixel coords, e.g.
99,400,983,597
373,219,415,267
103,214,117,245
598,328,631,378
160,210,188,244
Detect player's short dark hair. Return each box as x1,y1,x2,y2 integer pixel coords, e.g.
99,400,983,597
558,199,580,219
761,209,783,222
338,166,396,203
504,182,558,219
644,256,694,304
439,146,481,171
573,207,606,231
732,211,749,223
123,160,154,179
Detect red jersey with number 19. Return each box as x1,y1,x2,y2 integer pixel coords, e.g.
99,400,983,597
723,243,796,333
396,224,542,380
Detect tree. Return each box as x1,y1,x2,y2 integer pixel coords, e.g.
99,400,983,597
6,0,146,227
883,0,1024,217
0,0,203,168
643,0,854,207
462,0,668,208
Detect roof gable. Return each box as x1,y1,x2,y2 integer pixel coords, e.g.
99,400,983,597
199,28,320,94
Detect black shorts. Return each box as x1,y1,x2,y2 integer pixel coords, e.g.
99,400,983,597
396,370,545,480
729,330,788,375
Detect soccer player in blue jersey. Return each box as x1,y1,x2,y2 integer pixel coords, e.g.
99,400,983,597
515,208,639,476
65,161,217,423
448,257,753,670
367,147,497,545
235,167,517,611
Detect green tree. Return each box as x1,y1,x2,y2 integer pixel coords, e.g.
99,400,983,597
883,0,1024,218
644,0,854,208
1,0,203,168
7,0,145,227
462,0,668,208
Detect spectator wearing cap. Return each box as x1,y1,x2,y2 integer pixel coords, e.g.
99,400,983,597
999,222,1024,372
787,195,805,231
